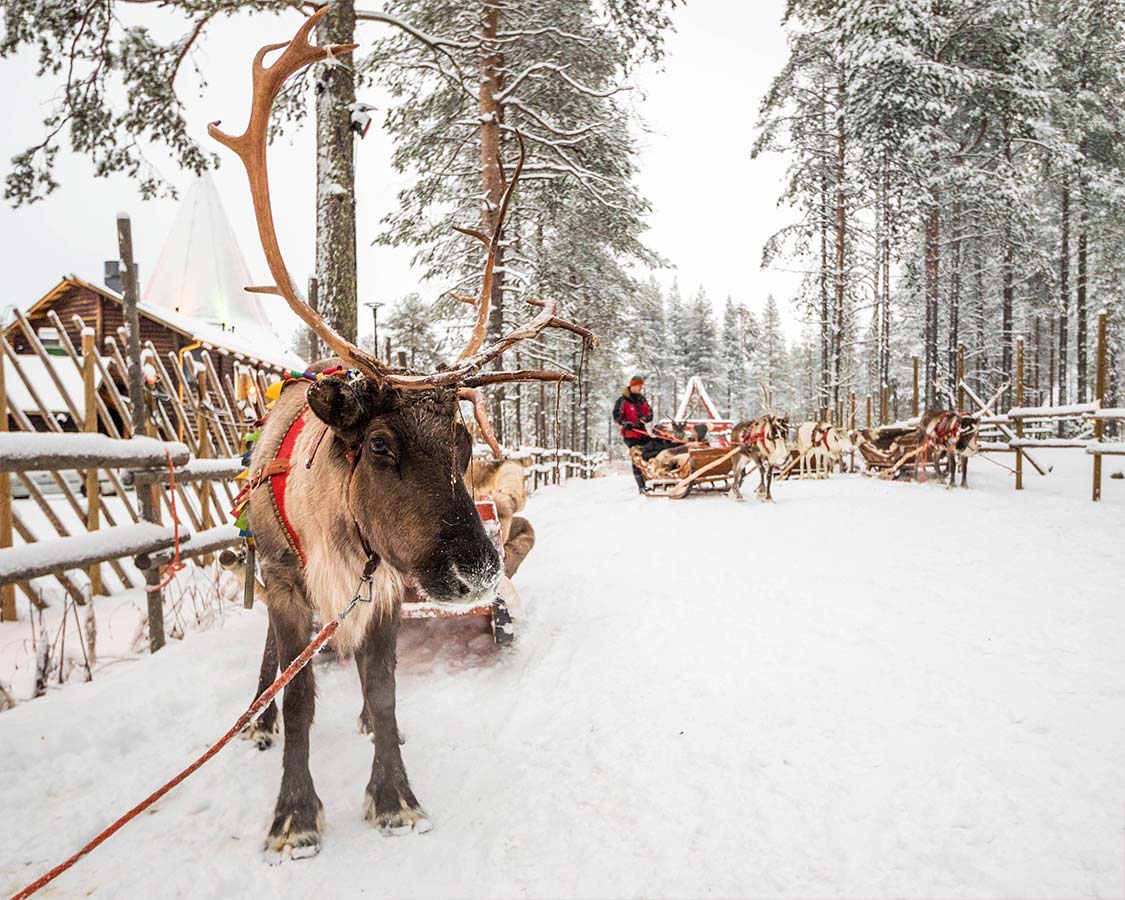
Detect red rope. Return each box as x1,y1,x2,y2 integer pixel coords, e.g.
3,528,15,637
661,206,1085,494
10,613,345,900
144,448,185,593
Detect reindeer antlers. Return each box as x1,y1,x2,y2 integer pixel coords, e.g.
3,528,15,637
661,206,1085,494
210,9,597,455
207,10,383,378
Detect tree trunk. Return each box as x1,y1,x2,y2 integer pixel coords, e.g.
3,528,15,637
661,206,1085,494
924,197,939,410
880,149,891,401
947,199,962,383
315,0,357,343
1076,175,1088,401
480,0,506,442
1059,170,1070,407
818,91,830,417
1002,224,1013,404
832,62,846,412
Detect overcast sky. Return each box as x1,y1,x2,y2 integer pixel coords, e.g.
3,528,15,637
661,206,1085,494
0,0,799,344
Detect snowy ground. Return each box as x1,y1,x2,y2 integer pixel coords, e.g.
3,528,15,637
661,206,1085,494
2,451,1124,899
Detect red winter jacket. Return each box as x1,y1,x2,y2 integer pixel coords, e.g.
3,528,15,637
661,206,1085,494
613,387,652,439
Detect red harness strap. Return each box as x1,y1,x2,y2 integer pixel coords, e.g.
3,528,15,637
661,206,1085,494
269,408,311,567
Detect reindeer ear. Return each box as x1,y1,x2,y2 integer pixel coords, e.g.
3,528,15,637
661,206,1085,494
308,377,396,439
308,377,370,435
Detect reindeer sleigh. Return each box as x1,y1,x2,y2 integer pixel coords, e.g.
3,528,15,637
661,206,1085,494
854,410,980,485
634,444,741,498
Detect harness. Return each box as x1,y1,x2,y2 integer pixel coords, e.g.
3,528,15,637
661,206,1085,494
230,366,374,572
929,412,961,446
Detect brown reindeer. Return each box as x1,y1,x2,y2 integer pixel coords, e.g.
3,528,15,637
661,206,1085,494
212,11,594,859
728,415,790,501
918,409,980,487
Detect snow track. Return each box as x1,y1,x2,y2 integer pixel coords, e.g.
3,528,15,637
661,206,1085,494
2,455,1124,898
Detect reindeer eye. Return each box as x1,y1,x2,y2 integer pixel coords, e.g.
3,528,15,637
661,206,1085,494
369,438,390,455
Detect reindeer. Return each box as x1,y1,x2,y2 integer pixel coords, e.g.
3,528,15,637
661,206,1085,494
465,456,535,578
918,409,980,487
212,13,595,858
728,415,790,502
795,422,832,479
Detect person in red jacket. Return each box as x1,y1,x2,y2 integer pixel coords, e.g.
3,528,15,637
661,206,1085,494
613,375,654,492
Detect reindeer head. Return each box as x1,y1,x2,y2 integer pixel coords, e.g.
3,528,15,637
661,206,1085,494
211,10,596,602
766,416,791,467
957,414,980,457
306,378,499,601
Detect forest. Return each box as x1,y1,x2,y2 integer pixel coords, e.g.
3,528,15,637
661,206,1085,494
4,0,1123,449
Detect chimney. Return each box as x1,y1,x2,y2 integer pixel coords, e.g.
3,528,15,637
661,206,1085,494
104,260,122,294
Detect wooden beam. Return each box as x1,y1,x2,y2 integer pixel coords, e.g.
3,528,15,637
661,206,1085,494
0,349,13,621
0,523,188,587
1093,310,1107,502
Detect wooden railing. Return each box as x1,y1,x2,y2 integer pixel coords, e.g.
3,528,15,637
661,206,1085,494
511,447,607,493
0,310,277,623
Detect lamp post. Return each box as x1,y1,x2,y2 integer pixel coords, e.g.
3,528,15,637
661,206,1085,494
365,301,384,354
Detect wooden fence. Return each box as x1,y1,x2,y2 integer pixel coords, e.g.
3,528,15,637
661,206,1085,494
515,447,607,492
0,307,277,625
0,313,607,631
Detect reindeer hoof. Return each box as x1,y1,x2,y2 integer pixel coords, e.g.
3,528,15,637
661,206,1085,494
264,800,325,861
364,793,432,836
241,718,278,751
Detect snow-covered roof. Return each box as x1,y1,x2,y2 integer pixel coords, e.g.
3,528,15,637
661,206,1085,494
674,375,724,422
2,353,102,419
142,174,305,371
15,276,305,373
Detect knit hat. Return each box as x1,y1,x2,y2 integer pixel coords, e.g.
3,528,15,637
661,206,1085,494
629,375,645,388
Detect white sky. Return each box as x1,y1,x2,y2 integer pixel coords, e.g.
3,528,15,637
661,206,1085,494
0,0,800,344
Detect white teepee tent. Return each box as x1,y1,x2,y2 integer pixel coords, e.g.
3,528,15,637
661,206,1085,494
143,173,281,339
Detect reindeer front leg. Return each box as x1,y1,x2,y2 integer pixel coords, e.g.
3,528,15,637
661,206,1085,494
960,454,969,487
357,601,431,835
242,622,279,750
264,583,324,859
729,454,747,501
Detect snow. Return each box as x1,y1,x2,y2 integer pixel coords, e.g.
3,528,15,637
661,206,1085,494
0,433,189,470
1,452,1124,897
1007,401,1100,418
0,522,174,583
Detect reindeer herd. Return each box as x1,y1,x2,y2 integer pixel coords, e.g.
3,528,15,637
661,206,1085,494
630,406,982,501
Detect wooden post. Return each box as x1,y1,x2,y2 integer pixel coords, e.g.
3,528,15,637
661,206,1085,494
881,385,888,425
865,394,872,428
196,365,213,564
1093,310,1107,501
118,215,164,652
0,350,13,622
1015,338,1024,491
243,541,256,609
307,277,320,363
956,344,965,410
397,350,407,368
912,356,919,417
384,337,392,362
82,331,104,597
848,392,856,472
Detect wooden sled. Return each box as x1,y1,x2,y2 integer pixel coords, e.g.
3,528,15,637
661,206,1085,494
643,446,741,499
400,499,514,645
856,428,949,481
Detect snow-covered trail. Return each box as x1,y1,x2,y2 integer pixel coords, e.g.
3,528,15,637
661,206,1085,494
2,455,1124,899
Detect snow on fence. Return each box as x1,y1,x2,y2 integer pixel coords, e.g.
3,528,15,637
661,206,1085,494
974,311,1121,501
512,447,607,492
0,310,277,626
